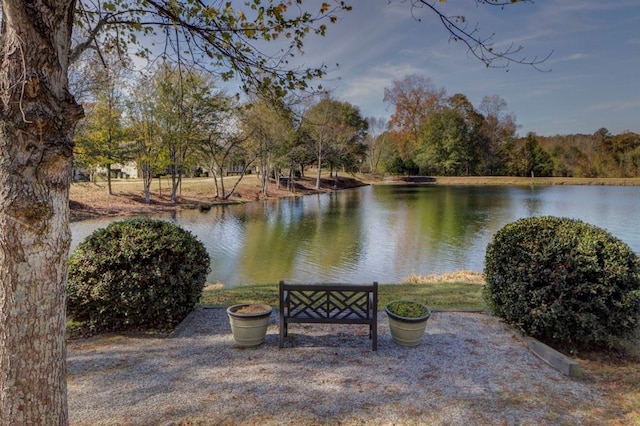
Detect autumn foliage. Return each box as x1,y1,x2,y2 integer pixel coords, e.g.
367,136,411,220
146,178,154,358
377,74,639,178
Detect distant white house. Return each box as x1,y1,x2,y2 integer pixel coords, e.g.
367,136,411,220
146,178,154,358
95,161,139,179
85,161,254,180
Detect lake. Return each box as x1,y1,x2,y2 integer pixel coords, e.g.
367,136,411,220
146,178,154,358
71,184,640,287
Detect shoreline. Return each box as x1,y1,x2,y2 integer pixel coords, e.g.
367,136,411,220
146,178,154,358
69,175,640,222
69,175,367,222
422,176,640,186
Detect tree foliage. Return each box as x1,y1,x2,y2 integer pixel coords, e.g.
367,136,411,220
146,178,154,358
72,50,130,193
537,130,640,178
72,1,353,99
417,108,478,176
126,72,164,202
507,133,554,177
301,96,367,189
149,63,228,203
243,100,297,195
382,77,522,177
478,94,517,175
383,74,447,160
377,73,638,179
364,117,392,175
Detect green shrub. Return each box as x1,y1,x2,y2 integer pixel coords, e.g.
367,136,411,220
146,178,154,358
484,216,640,349
67,218,210,332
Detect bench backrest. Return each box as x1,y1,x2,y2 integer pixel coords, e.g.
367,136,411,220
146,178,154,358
279,281,378,320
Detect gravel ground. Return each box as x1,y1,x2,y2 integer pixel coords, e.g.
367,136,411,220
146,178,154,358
67,308,605,425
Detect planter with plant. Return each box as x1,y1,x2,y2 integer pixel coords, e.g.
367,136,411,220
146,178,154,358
385,300,431,347
226,303,273,347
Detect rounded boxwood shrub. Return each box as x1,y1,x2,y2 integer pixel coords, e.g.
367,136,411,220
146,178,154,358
67,218,211,332
484,216,640,349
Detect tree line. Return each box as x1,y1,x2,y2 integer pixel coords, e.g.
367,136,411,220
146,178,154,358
76,67,639,201
367,74,639,178
73,54,369,202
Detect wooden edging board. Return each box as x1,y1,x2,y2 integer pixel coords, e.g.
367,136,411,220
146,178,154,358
522,336,582,378
432,309,582,378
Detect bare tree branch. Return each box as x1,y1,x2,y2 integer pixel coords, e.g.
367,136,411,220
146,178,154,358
410,0,553,71
71,0,353,102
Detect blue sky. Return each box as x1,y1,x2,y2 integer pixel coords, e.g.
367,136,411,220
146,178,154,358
281,0,639,137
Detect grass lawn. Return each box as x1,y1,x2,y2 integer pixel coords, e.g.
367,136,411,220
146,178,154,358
201,281,486,311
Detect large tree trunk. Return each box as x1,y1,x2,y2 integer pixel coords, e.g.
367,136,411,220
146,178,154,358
0,1,81,424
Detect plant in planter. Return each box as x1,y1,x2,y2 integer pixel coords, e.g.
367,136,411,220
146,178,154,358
385,300,431,347
226,303,273,347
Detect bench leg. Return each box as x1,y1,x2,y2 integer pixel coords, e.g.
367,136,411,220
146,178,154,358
373,330,377,351
279,322,287,348
371,323,377,351
279,323,284,348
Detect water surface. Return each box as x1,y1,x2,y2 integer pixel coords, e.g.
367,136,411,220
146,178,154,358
71,185,640,286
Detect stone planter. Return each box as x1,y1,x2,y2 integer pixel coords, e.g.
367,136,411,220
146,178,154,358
226,303,272,347
385,301,431,347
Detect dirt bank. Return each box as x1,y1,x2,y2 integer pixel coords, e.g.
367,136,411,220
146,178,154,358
70,174,367,222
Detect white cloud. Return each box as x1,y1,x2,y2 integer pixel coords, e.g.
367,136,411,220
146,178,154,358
565,53,590,61
548,53,591,64
589,100,640,112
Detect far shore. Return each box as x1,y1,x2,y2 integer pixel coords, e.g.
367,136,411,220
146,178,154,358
384,175,640,186
69,174,640,222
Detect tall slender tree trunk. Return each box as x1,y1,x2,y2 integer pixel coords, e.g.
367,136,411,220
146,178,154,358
106,163,113,195
288,159,294,192
213,173,220,198
223,162,252,200
315,142,323,190
260,145,268,196
0,1,82,424
219,168,227,198
142,163,152,203
170,151,179,204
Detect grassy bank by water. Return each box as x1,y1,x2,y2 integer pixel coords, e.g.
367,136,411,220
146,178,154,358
201,280,486,311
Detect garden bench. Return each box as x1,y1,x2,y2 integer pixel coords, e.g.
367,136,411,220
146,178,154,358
279,280,378,351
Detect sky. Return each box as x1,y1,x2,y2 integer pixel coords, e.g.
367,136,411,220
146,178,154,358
263,0,640,137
